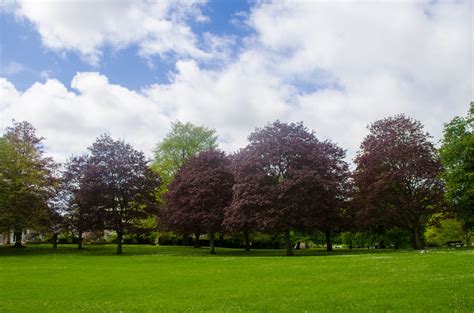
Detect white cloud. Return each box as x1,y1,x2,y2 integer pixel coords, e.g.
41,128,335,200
247,0,472,156
0,74,170,162
13,0,219,65
1,0,471,163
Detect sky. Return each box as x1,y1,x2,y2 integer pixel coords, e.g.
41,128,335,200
0,0,472,164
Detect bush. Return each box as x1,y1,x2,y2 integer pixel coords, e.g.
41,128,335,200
156,232,285,249
425,218,465,247
58,233,73,244
158,233,179,246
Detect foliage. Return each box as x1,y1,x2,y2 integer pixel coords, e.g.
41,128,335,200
439,102,474,242
60,155,98,247
425,216,466,247
225,121,349,255
339,229,412,249
0,121,58,245
353,115,445,249
157,232,284,249
152,121,218,203
162,150,234,253
78,134,161,254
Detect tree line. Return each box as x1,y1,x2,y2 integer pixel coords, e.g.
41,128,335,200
0,103,472,255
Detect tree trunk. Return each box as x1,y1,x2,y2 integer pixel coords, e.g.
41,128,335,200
183,234,189,246
13,230,23,248
244,230,250,251
412,227,423,250
52,233,58,249
3,232,11,246
194,233,201,248
284,230,293,256
463,232,471,247
461,225,471,247
116,232,123,255
325,230,333,251
77,231,83,249
209,232,216,254
296,242,301,250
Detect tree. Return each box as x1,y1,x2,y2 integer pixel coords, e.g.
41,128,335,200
0,121,57,247
439,103,473,246
227,121,349,256
163,150,234,254
152,121,217,245
353,115,445,250
80,134,161,254
61,155,98,249
152,121,218,195
425,215,467,247
294,141,350,251
223,149,272,251
40,203,64,249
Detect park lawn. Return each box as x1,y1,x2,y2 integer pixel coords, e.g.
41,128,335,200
0,245,472,312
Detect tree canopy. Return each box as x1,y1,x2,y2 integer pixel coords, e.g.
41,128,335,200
152,121,218,195
61,155,98,249
163,149,234,253
78,134,161,254
226,121,350,255
0,121,58,247
353,114,445,249
439,103,474,244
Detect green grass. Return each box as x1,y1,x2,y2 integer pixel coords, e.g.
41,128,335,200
0,244,472,312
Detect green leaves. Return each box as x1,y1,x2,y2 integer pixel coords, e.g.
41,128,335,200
152,121,218,203
439,102,474,231
0,121,57,233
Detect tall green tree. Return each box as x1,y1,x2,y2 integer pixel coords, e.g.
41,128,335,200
152,121,218,194
0,121,57,247
439,103,474,245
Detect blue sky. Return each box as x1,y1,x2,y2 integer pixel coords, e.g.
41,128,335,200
0,0,472,162
1,0,252,90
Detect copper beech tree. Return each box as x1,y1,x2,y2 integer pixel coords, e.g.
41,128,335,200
224,121,350,256
61,155,99,249
162,150,234,254
353,115,445,250
78,135,161,254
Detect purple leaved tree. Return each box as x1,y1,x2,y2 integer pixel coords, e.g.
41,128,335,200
353,115,445,250
226,121,350,256
79,134,161,254
163,150,234,254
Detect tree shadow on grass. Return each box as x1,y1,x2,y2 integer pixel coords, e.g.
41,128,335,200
0,244,414,258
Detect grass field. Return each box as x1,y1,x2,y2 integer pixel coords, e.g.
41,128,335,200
0,244,472,312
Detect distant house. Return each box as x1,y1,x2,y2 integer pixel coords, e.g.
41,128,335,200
0,230,45,246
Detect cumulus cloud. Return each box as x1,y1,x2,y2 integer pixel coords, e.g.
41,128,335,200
1,0,471,163
13,0,221,65
0,74,170,162
247,0,472,155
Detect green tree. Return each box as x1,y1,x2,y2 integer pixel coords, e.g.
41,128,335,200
152,121,218,200
0,121,57,247
439,103,474,246
425,215,466,247
0,137,22,232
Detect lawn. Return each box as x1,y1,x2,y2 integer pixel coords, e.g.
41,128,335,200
0,244,472,312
